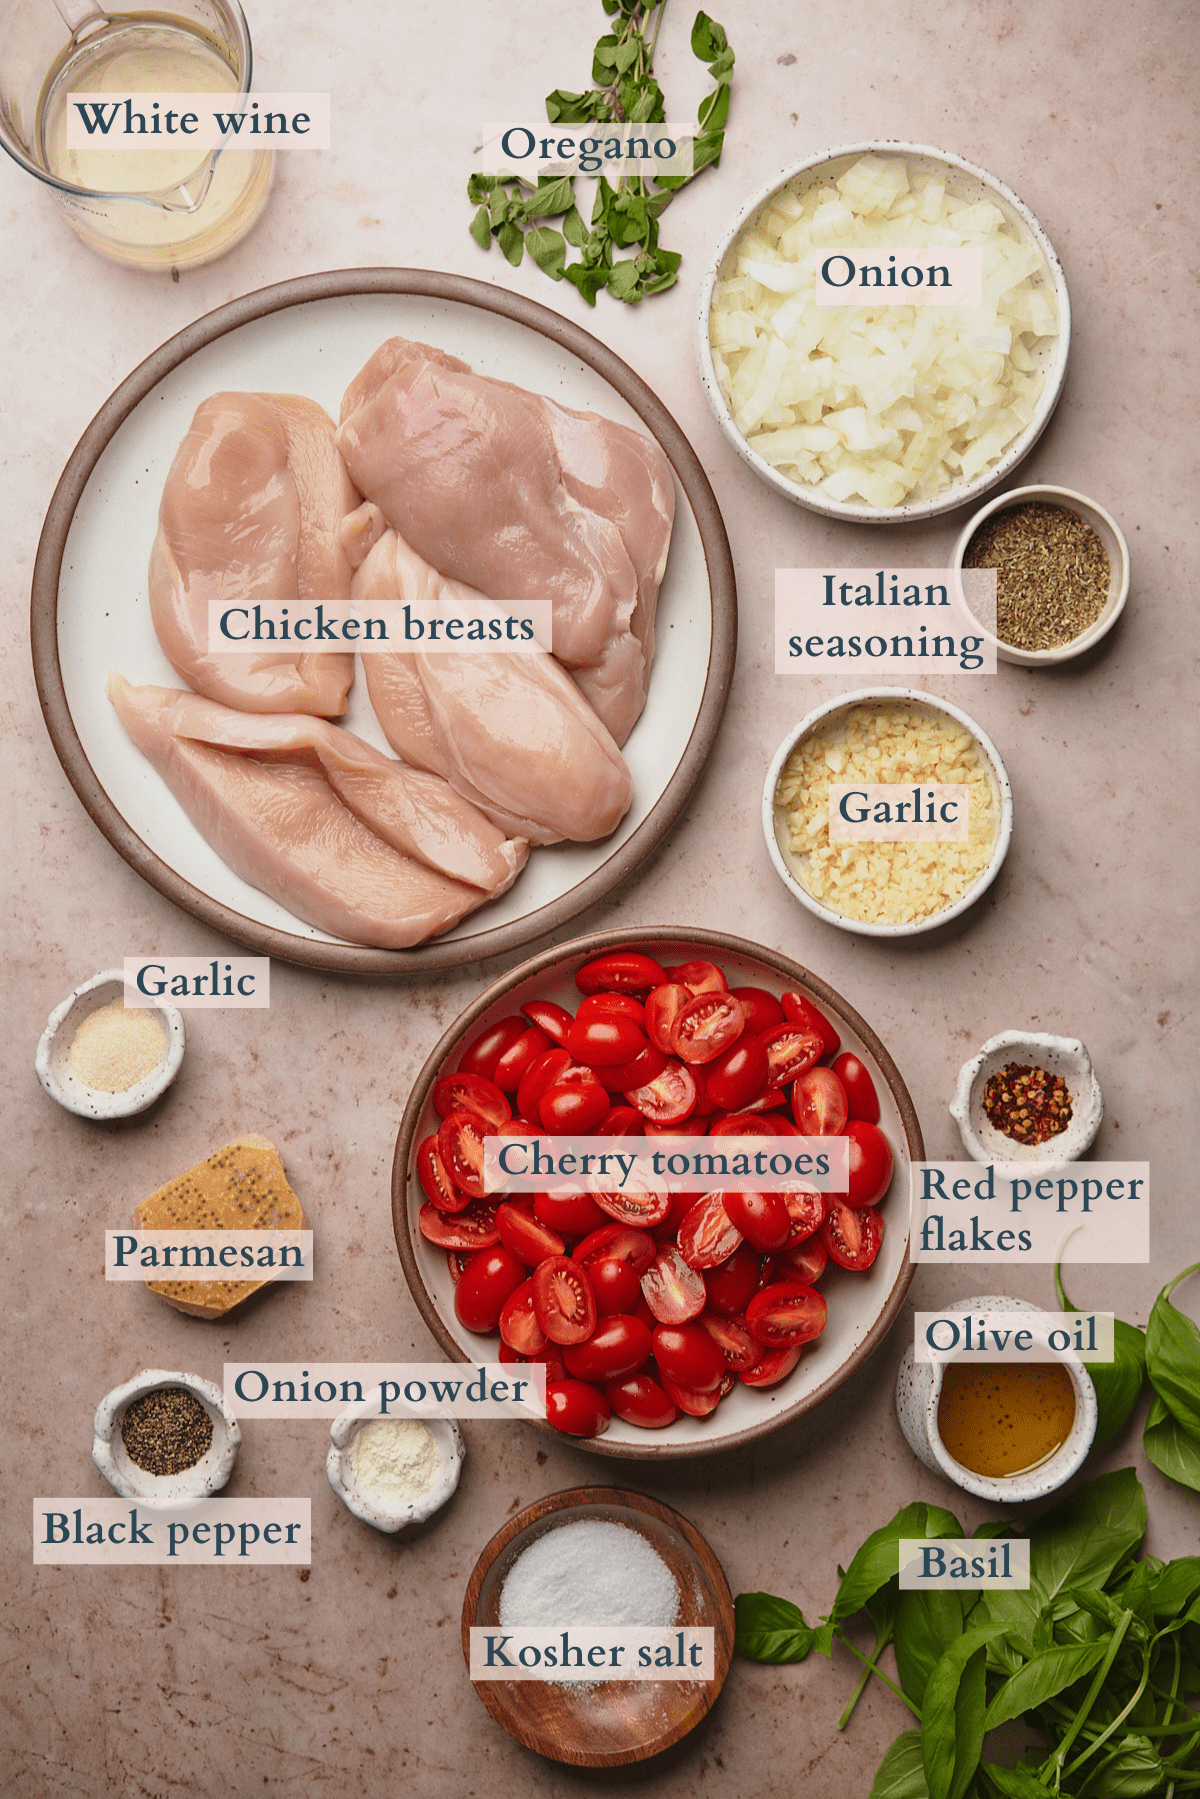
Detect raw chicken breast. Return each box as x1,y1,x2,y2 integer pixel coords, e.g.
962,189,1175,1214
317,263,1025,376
108,675,527,948
349,523,633,846
149,392,356,716
336,338,674,745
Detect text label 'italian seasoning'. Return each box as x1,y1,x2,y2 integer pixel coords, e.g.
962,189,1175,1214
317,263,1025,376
775,569,997,675
224,1364,547,1419
469,1626,715,1681
909,1163,1150,1264
105,1232,313,1281
124,957,269,1009
35,1499,310,1564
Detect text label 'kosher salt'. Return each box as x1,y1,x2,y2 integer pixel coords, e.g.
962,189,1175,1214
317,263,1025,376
224,1364,546,1419
469,1626,715,1681
124,958,269,1009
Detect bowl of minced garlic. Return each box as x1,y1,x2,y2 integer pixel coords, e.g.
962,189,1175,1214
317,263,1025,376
36,968,184,1119
764,690,1012,935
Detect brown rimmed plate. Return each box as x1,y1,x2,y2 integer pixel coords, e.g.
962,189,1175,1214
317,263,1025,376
31,269,736,976
393,926,923,1459
461,1486,734,1766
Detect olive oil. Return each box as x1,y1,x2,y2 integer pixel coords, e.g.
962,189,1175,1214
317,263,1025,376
937,1361,1076,1479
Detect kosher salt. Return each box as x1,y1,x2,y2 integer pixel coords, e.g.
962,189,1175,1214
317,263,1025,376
499,1519,679,1630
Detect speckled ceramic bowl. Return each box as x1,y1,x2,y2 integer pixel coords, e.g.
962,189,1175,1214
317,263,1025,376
327,1407,464,1533
950,1031,1102,1163
36,968,184,1120
93,1368,240,1501
895,1295,1097,1502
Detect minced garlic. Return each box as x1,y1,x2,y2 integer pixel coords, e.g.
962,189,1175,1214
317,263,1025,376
775,702,998,925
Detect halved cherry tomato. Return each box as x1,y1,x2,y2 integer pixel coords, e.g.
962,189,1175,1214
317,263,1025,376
457,1016,526,1081
520,999,574,1048
534,1190,608,1238
532,1256,597,1344
722,1190,792,1252
708,1112,777,1137
596,1104,643,1136
417,1198,499,1250
651,1190,697,1242
567,1014,648,1068
781,1237,828,1285
781,1187,825,1242
705,1034,769,1113
759,1023,824,1086
563,1315,652,1382
645,983,692,1052
642,1115,709,1140
746,1281,828,1347
690,1065,718,1117
498,1279,548,1354
729,986,785,1034
627,1060,696,1123
577,993,646,1027
844,1118,895,1208
575,951,666,995
671,992,745,1066
593,1187,671,1228
657,1370,722,1415
834,1053,881,1124
539,1066,611,1133
597,1043,666,1093
791,1066,849,1136
741,1087,788,1114
546,1379,611,1436
677,1192,742,1269
417,1134,470,1213
454,1247,525,1333
437,1110,488,1198
572,1225,656,1274
494,1202,565,1267
652,1322,726,1392
432,1072,510,1126
700,1313,760,1370
588,1256,645,1315
821,1196,884,1269
497,1118,541,1138
781,992,841,1059
704,1242,760,1317
493,1024,553,1092
605,1372,677,1428
445,1248,473,1284
663,960,728,996
740,1344,803,1387
641,1244,707,1323
516,1047,570,1125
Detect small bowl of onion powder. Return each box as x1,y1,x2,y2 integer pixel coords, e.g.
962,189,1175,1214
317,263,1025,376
764,689,1013,936
36,968,184,1120
954,484,1130,666
327,1409,464,1533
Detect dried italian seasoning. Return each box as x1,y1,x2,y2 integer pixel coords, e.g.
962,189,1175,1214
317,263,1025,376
121,1385,213,1476
964,502,1110,651
982,1061,1073,1146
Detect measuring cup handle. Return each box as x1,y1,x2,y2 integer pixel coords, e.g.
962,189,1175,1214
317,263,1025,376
51,0,107,30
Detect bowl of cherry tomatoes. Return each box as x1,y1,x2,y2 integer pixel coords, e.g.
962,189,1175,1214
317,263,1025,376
392,929,922,1459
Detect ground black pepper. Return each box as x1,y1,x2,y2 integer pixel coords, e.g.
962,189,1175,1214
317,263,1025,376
982,1061,1073,1146
965,502,1110,651
121,1385,213,1476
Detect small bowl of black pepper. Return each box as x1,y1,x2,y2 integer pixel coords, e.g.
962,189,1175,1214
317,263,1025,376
92,1369,240,1501
950,1031,1103,1164
953,485,1129,667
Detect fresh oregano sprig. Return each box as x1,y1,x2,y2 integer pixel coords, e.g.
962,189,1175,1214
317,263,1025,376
467,5,734,304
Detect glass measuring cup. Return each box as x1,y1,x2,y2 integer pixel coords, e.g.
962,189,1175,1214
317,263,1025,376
0,0,272,269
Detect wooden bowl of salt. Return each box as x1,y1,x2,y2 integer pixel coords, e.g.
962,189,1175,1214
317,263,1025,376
461,1486,734,1766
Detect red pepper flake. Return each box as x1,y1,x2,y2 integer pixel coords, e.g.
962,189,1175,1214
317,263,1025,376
982,1062,1073,1147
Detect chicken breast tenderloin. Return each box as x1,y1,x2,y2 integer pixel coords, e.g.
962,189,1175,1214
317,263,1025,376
108,675,528,948
336,337,674,745
149,392,356,716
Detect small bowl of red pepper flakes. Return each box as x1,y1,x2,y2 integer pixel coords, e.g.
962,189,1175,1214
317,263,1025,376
950,1031,1102,1164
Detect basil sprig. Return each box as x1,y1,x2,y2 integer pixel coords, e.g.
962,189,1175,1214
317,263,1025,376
734,1468,1200,1799
467,4,734,304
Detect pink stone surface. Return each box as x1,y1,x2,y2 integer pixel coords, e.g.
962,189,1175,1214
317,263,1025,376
2,2,1197,1792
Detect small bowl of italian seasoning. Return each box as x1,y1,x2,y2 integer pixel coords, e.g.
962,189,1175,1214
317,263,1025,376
36,969,184,1121
950,1031,1103,1164
92,1369,240,1501
953,485,1129,667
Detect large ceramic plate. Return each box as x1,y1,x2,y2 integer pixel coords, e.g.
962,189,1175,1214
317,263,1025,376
393,927,923,1460
32,270,736,975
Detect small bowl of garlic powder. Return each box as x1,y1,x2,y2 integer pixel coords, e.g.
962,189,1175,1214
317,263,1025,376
327,1409,464,1533
35,968,184,1120
763,689,1013,936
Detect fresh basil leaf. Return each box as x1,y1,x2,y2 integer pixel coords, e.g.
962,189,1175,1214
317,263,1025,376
691,11,729,60
606,258,643,302
1087,1735,1162,1796
1144,1391,1200,1493
733,1591,814,1663
468,204,492,250
1146,1268,1200,1437
983,1639,1110,1730
1054,1265,1147,1444
893,1589,967,1710
495,220,524,267
831,1502,963,1624
921,1627,1004,1799
979,1762,1056,1797
524,226,565,280
868,1731,930,1799
1003,1470,1145,1630
813,1618,836,1658
1147,1554,1200,1617
562,204,588,248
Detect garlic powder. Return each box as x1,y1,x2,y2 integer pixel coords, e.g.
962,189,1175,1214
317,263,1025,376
775,701,997,924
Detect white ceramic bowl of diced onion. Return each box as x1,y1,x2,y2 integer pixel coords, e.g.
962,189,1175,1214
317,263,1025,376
696,143,1071,521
